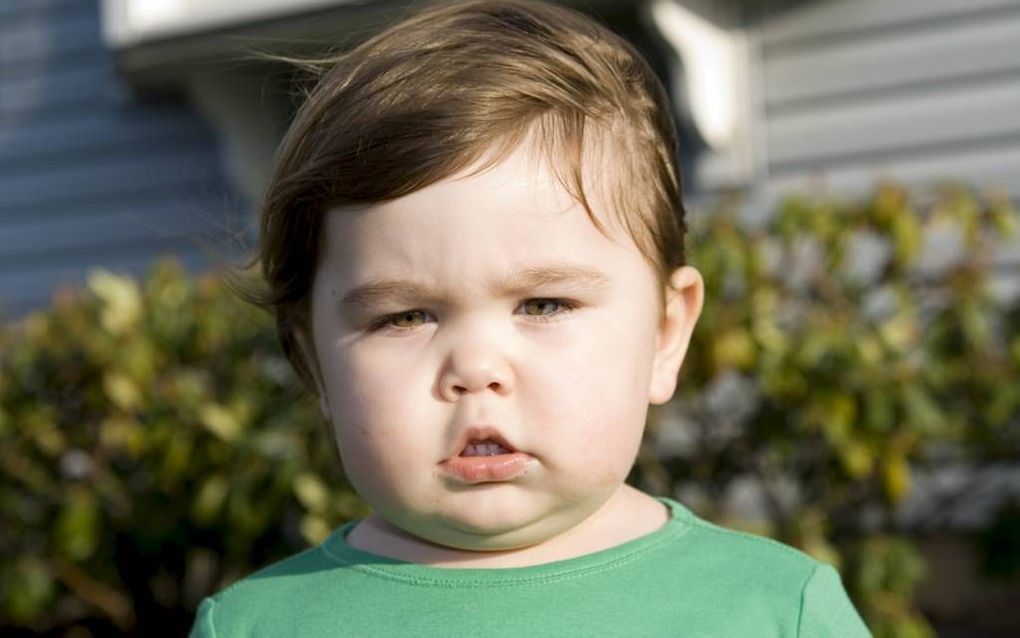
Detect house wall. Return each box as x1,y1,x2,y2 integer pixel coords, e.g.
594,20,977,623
6,0,1020,320
0,0,246,320
754,0,1020,209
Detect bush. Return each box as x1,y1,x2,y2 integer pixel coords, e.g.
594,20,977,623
634,181,1018,637
0,261,367,636
1,182,1016,636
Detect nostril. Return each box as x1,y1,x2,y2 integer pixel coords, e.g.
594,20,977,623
452,382,501,395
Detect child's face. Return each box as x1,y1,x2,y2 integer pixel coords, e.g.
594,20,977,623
300,142,701,553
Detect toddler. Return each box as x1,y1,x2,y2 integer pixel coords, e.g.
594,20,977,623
191,1,871,635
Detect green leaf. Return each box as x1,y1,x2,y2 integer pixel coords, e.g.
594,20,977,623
192,474,230,525
3,558,56,622
55,488,100,561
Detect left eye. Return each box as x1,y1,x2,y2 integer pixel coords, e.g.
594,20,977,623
389,310,429,327
522,299,565,316
519,299,576,320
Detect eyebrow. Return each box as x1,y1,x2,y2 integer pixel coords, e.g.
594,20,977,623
340,265,611,309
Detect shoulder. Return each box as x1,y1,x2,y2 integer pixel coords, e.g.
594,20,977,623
797,562,873,637
664,505,871,636
679,510,822,587
188,541,350,637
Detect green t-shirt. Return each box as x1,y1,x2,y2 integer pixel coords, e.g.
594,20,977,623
190,497,871,636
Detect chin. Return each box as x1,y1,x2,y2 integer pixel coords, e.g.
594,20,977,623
424,506,551,548
428,523,550,552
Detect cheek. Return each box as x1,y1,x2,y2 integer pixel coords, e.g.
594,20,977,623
524,319,654,463
326,339,424,414
328,370,435,509
322,345,436,466
535,312,656,402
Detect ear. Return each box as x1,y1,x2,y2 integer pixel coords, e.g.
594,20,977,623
292,325,333,424
648,266,704,405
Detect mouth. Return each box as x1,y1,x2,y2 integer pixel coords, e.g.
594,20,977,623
463,434,518,455
451,426,519,459
460,440,513,456
441,427,536,484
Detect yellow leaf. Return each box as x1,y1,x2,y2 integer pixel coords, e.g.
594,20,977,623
856,334,883,366
103,372,141,411
88,269,142,335
878,313,918,352
990,200,1017,236
883,453,912,503
300,514,332,546
891,212,921,267
192,475,229,524
839,441,874,479
199,403,240,442
293,472,330,513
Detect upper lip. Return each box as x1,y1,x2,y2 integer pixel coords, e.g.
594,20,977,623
447,425,519,459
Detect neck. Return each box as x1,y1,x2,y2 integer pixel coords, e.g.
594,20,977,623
344,485,670,569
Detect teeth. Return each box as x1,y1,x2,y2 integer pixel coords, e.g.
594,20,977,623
462,441,510,457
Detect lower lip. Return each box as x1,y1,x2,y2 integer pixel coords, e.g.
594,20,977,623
440,453,537,483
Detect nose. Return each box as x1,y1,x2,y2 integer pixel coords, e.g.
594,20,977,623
437,333,514,402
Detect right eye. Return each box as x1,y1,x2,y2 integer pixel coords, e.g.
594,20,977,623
369,310,431,332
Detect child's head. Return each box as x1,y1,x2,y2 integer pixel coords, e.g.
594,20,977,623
246,0,703,552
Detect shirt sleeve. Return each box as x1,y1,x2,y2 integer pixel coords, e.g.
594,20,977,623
189,597,219,638
798,563,873,637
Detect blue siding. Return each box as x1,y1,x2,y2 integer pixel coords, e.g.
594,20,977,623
0,0,247,320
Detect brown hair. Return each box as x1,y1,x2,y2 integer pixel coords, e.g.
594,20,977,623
232,0,687,398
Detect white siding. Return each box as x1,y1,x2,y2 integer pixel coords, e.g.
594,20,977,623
755,0,1020,210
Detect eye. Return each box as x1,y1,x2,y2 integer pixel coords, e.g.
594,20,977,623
370,309,432,332
519,298,576,320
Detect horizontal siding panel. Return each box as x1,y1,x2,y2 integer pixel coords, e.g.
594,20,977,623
0,0,91,19
0,234,207,273
0,177,235,225
0,107,211,168
0,62,123,118
0,10,101,69
0,144,225,213
0,197,243,265
762,143,1020,204
767,81,1020,169
762,0,1020,48
764,13,1020,107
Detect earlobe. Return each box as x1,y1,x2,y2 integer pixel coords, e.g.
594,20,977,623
649,266,704,405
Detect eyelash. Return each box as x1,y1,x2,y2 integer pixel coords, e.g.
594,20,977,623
367,298,578,332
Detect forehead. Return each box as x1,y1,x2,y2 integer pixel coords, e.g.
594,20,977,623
318,141,639,282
